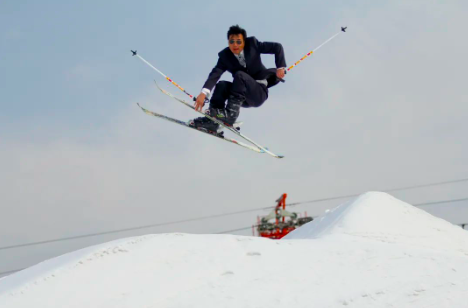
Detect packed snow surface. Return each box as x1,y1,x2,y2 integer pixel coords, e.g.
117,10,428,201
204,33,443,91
1,192,468,308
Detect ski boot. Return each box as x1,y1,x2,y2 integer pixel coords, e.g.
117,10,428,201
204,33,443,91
188,107,226,135
189,95,244,134
224,94,244,131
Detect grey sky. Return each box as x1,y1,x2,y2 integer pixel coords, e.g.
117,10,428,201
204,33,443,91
1,0,468,275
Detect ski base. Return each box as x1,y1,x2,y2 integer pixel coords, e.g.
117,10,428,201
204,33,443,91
153,81,284,159
137,103,265,154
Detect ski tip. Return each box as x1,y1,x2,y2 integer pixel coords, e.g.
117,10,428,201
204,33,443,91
153,80,164,92
261,147,284,158
264,147,285,158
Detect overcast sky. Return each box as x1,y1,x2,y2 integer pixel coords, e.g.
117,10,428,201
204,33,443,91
1,0,468,275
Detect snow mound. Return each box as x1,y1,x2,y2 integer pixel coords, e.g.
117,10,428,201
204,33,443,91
1,192,468,308
284,192,468,252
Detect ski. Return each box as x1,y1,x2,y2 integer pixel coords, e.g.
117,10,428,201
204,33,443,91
153,81,284,159
136,103,265,154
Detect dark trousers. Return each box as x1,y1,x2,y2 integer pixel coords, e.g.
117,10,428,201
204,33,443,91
210,71,269,109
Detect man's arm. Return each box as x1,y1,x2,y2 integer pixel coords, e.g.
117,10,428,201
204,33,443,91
194,57,227,111
202,57,227,93
255,37,287,69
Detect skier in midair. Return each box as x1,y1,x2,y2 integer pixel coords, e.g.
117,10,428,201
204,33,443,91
190,25,287,132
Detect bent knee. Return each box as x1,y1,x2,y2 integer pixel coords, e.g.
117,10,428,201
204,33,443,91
233,71,248,79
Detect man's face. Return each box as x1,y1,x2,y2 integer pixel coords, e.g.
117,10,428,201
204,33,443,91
228,34,245,55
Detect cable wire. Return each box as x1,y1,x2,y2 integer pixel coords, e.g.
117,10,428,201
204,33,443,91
287,177,468,207
219,198,468,236
1,178,468,252
413,197,468,207
0,206,273,252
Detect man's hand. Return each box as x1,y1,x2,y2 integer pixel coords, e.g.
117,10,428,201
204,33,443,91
276,68,285,79
195,93,206,112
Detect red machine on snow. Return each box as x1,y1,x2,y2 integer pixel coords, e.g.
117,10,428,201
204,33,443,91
256,194,313,239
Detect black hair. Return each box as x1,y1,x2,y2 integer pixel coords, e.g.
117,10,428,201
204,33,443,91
227,25,247,40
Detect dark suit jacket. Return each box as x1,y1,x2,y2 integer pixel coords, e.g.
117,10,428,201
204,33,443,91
202,36,287,91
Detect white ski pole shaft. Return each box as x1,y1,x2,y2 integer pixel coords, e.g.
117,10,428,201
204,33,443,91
286,26,347,73
131,51,196,100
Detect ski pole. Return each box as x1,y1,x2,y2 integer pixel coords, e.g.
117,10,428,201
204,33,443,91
286,26,347,73
131,26,346,97
131,50,198,101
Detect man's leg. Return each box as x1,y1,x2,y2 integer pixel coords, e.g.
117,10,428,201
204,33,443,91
224,71,269,125
209,81,232,109
231,71,269,108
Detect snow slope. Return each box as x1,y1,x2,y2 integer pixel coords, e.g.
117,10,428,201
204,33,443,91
284,192,468,252
1,192,468,308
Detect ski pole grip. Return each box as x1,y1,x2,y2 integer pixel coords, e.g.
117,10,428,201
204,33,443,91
278,68,286,82
193,95,209,106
